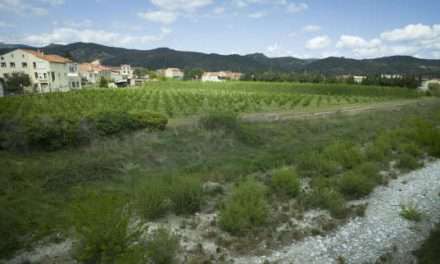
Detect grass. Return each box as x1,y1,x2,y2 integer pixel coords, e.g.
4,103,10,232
0,87,437,258
400,204,423,222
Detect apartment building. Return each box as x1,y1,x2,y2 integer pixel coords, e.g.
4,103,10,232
0,49,81,93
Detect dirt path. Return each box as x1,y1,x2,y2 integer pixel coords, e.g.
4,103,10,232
168,98,434,128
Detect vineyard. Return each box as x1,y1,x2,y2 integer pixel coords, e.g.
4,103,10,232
0,81,420,120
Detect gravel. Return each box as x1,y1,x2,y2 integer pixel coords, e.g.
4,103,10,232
235,161,440,264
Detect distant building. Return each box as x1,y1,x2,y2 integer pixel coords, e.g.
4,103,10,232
158,68,184,79
353,75,367,84
381,74,403,79
419,79,440,91
0,49,81,93
202,71,242,82
202,72,224,82
80,61,134,86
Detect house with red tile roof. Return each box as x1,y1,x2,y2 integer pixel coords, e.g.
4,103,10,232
0,49,81,94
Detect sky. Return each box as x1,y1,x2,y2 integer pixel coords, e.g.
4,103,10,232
0,0,439,59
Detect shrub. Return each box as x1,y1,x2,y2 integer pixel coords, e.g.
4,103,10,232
338,171,375,199
271,167,300,197
219,179,268,234
296,151,340,178
305,188,347,218
409,118,440,157
146,228,179,264
24,115,78,151
322,142,363,169
134,177,170,220
400,204,422,222
397,153,422,170
69,191,140,264
169,176,203,215
399,142,423,157
414,224,440,264
87,111,136,136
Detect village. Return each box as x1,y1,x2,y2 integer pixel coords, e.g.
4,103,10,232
0,49,244,97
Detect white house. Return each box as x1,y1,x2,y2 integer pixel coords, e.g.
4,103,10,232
202,72,224,82
159,68,184,79
353,75,367,84
0,49,81,93
202,71,243,82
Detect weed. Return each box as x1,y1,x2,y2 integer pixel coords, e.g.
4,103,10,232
414,224,440,264
400,204,423,222
199,111,239,132
219,178,268,234
323,142,363,169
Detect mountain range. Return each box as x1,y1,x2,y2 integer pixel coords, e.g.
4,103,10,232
1,42,440,76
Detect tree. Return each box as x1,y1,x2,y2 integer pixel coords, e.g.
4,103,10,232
184,68,204,80
4,72,31,95
99,77,109,88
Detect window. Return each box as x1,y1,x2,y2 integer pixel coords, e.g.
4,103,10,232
43,73,47,79
35,72,38,79
1,62,6,68
10,62,15,68
22,54,25,58
4,73,9,78
51,72,55,82
33,62,37,69
22,62,28,68
0,56,4,60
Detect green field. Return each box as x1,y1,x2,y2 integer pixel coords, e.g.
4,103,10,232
0,81,420,120
1,81,438,263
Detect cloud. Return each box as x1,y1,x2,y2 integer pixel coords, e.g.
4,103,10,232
11,27,171,47
336,23,440,58
138,10,178,24
150,0,213,12
302,25,321,33
381,24,440,42
287,2,308,13
266,43,280,53
248,11,267,19
0,0,63,16
306,35,331,50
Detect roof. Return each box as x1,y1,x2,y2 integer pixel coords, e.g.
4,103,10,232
21,49,72,64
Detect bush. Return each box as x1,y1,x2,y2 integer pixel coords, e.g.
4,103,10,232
0,111,168,152
271,167,300,197
134,177,170,220
219,179,268,234
322,142,363,169
296,151,340,178
146,228,179,264
397,153,422,170
338,171,375,199
169,176,203,215
70,191,140,264
24,115,78,151
414,224,440,264
305,188,347,218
